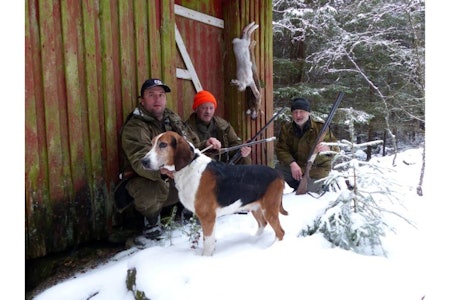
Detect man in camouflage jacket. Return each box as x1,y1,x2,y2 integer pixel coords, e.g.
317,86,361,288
119,78,200,240
185,90,251,165
275,97,339,193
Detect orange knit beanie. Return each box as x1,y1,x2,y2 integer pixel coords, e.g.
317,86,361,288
192,90,217,110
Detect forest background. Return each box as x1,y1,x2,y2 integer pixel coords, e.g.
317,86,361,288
271,0,425,170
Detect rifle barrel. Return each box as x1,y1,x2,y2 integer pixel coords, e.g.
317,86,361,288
219,137,276,154
228,107,288,164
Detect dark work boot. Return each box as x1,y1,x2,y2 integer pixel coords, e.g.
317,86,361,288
143,214,163,240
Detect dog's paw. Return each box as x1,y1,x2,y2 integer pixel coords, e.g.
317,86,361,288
202,236,216,256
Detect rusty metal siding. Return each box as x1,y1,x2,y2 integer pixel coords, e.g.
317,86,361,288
25,0,273,259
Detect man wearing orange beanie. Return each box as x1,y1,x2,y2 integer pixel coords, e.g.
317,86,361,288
186,90,251,164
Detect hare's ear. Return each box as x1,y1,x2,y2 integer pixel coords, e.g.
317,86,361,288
173,134,194,171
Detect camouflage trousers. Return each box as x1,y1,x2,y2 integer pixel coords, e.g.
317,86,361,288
125,176,179,219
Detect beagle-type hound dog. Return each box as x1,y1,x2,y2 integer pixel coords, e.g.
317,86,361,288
141,131,288,256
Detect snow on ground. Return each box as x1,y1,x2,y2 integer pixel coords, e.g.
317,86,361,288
33,148,448,300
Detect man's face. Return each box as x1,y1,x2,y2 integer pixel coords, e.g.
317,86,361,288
141,86,167,119
196,102,215,123
292,109,310,127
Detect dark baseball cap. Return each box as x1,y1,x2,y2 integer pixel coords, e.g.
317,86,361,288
140,78,171,96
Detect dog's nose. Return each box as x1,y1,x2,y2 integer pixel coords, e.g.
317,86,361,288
141,158,150,169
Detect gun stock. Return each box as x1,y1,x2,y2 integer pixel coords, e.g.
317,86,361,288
296,92,344,195
295,140,322,195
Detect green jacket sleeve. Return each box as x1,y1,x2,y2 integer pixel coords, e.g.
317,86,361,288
167,111,201,148
121,119,161,181
275,122,296,166
215,117,243,159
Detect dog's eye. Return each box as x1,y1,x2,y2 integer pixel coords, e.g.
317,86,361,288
159,142,168,149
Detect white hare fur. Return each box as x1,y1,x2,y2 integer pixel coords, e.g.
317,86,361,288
231,22,262,117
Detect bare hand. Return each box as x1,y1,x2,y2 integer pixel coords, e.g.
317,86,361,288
160,167,174,179
206,137,222,150
315,142,330,153
290,161,303,181
240,146,251,157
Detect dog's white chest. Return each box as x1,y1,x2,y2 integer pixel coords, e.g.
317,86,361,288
174,155,210,212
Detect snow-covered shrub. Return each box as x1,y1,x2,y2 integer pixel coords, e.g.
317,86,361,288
299,108,413,256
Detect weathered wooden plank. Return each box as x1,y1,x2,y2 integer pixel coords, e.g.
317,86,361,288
223,0,241,131
148,0,162,80
251,0,262,162
25,0,50,259
38,0,76,253
81,0,103,181
61,0,96,241
134,0,151,100
38,1,66,203
61,0,85,190
81,0,109,232
119,0,138,117
99,0,120,183
160,0,177,109
263,0,274,165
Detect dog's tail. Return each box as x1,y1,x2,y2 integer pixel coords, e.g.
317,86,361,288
279,201,288,216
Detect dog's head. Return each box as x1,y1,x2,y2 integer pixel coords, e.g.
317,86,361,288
141,131,195,172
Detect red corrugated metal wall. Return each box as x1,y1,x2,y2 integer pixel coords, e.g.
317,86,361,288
25,0,273,259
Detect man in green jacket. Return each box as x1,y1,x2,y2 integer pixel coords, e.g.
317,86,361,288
185,90,251,165
275,97,339,194
119,78,200,240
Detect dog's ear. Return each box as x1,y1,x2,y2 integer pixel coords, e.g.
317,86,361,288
173,135,194,171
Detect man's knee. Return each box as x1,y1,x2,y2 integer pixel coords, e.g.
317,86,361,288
126,177,170,217
275,164,298,189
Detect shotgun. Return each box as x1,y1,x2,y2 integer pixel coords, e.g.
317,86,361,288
296,92,344,195
228,107,288,165
218,137,276,155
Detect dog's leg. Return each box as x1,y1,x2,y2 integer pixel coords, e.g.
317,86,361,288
261,181,286,241
203,235,215,256
251,208,267,236
197,214,217,256
264,211,285,241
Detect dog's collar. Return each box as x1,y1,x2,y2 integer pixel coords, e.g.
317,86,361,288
189,144,201,163
191,151,200,163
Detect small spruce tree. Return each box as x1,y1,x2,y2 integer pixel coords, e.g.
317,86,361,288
299,108,413,256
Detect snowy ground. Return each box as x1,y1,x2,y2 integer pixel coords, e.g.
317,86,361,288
31,148,448,300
